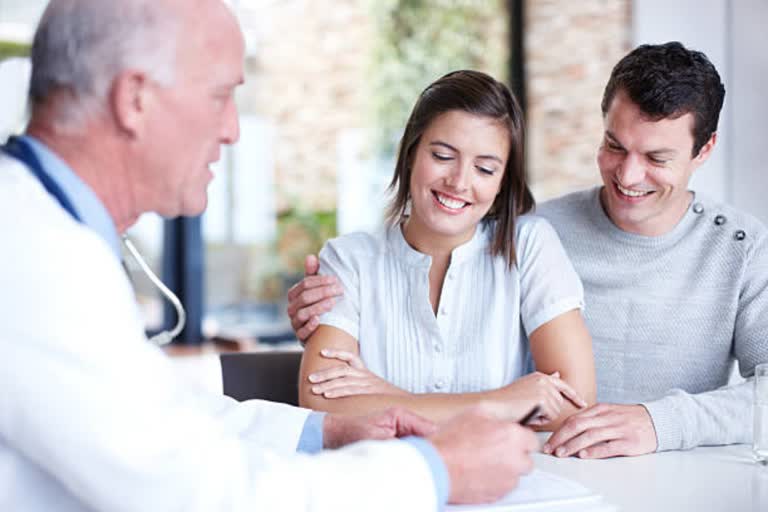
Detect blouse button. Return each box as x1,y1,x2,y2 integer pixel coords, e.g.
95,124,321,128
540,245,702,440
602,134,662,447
692,203,704,214
447,273,455,280
734,230,746,241
434,343,442,353
435,380,446,390
714,214,727,226
440,307,447,316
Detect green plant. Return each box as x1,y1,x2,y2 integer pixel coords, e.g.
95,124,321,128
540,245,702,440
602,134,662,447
275,208,337,275
0,41,31,60
367,0,509,156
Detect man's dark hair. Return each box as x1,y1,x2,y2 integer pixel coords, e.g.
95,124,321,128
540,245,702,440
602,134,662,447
601,41,725,157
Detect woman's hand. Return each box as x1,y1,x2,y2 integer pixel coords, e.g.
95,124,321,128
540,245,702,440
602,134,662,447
306,348,409,399
493,371,588,424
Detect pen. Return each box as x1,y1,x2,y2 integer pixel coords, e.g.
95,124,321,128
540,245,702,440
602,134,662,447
519,405,541,426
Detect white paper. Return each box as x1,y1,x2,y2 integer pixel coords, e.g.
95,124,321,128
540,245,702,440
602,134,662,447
447,470,603,511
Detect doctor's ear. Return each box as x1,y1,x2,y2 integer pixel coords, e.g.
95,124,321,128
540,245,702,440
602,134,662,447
110,70,153,136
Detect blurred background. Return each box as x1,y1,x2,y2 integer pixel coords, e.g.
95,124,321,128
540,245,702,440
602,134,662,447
2,0,766,347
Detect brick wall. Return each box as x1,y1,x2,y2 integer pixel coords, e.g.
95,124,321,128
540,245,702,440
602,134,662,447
234,0,632,209
235,0,371,212
525,0,631,201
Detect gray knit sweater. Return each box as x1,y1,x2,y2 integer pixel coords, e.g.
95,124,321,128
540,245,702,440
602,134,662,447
538,187,768,451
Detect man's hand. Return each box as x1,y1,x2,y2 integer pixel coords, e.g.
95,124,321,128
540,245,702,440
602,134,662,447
308,348,409,398
542,403,657,459
429,405,539,504
286,255,343,341
322,407,437,449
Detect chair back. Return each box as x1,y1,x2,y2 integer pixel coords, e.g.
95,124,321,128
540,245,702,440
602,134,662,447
220,350,302,406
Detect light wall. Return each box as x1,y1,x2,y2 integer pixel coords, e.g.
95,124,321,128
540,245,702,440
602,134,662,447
634,0,768,223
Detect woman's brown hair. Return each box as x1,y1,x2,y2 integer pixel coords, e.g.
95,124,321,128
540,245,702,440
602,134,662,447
385,70,534,268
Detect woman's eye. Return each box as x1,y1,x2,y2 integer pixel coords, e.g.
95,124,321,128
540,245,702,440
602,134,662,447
432,152,453,161
477,166,496,175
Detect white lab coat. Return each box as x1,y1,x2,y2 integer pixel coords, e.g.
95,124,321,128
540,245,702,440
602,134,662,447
0,154,438,511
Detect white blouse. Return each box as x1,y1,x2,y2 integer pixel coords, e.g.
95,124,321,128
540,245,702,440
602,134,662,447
318,215,584,394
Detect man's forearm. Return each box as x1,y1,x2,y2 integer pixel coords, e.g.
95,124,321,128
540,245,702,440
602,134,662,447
642,379,753,451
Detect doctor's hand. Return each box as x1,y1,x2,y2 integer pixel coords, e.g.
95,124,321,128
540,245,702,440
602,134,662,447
542,403,657,459
307,348,409,398
286,255,343,341
429,404,539,504
322,407,437,449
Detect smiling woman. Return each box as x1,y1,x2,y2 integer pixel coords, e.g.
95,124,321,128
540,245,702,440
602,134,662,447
298,70,596,428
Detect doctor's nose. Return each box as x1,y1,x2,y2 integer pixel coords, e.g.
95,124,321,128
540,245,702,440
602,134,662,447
220,97,240,145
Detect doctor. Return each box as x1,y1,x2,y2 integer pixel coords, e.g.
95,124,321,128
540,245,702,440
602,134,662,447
0,0,538,510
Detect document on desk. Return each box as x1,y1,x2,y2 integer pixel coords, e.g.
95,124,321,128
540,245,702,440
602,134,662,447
447,470,603,511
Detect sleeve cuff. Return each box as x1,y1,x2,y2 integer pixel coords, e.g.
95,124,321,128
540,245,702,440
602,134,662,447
318,313,359,341
402,437,450,511
525,297,584,336
641,396,685,452
296,411,326,454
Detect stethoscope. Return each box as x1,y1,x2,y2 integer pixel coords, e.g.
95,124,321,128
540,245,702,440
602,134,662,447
1,136,186,345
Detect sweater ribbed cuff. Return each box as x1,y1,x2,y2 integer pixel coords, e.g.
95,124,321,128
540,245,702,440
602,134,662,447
641,397,684,452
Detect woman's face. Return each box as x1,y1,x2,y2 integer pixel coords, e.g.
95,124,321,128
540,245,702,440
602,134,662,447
407,110,509,245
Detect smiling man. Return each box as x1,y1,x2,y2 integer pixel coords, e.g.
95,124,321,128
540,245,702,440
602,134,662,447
536,41,768,458
288,41,768,459
596,89,715,237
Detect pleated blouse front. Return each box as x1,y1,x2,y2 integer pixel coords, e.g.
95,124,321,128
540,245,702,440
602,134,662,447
318,215,584,394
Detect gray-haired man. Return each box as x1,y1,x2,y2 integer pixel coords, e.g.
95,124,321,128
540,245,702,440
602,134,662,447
0,1,537,510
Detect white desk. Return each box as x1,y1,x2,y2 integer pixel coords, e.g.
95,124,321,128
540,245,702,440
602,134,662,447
534,435,768,511
168,355,767,511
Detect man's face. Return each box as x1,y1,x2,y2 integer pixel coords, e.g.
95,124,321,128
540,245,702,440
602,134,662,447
597,90,715,236
140,3,245,218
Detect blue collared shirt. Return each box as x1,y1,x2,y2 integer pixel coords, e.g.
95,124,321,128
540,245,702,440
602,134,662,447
20,135,122,260
296,414,449,509
17,136,330,451
17,136,449,509
296,411,326,453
